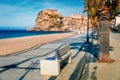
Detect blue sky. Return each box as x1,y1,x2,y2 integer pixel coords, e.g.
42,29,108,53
0,0,85,29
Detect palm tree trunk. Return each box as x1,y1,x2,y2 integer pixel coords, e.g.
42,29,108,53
96,25,100,44
98,20,114,62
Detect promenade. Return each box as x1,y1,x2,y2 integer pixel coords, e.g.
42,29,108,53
88,32,120,80
1,31,119,80
0,32,88,80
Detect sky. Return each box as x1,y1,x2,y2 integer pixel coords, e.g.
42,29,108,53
0,0,85,30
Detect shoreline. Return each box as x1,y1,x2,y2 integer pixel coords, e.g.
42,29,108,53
0,30,72,40
0,32,74,56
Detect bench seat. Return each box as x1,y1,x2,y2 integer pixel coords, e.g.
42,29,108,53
40,44,72,75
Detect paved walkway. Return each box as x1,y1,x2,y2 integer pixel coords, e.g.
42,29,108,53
0,32,88,80
88,32,120,80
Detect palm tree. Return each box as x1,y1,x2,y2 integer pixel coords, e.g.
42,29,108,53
84,0,119,62
97,0,119,62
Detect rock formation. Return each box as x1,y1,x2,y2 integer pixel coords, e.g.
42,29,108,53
27,9,88,31
32,9,64,31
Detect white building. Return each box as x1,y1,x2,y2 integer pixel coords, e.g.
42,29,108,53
115,15,120,26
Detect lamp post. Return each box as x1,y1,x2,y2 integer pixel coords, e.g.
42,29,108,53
86,3,90,43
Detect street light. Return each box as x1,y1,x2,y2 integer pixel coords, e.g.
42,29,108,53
86,11,89,43
86,1,90,43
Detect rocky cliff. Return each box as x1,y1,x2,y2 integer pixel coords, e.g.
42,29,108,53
27,9,88,31
30,9,64,31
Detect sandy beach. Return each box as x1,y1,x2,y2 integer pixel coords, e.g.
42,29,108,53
0,32,74,55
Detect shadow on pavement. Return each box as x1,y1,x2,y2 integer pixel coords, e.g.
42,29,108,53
0,34,101,80
48,42,85,80
19,60,39,80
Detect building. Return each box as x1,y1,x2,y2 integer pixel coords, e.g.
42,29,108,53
62,14,88,31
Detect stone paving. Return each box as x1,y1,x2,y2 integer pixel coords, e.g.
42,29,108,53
0,32,88,80
87,32,120,80
111,32,120,41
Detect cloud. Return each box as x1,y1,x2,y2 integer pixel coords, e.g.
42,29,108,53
0,3,38,27
0,9,37,27
58,6,85,16
0,4,15,15
0,0,85,28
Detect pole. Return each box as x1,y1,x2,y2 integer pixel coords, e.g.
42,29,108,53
86,11,89,43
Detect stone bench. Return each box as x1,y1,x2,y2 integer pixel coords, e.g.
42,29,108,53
40,44,72,75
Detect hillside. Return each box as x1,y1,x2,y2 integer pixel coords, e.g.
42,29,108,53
28,9,64,31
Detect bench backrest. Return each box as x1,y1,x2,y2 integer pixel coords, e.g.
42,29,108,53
55,45,70,59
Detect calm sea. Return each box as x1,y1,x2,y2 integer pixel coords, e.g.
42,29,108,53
0,30,70,39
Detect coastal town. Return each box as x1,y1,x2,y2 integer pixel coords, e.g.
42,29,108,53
27,9,91,32
0,0,120,80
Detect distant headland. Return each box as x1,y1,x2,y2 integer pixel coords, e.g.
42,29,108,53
27,9,88,31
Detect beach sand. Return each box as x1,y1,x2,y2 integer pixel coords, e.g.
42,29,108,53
0,32,74,56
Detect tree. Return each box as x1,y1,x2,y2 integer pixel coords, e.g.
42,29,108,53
97,0,119,62
84,0,119,62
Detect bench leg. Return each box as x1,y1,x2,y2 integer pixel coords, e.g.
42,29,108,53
40,60,60,75
68,53,72,63
63,52,72,64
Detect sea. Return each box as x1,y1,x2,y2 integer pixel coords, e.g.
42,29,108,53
0,30,70,39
